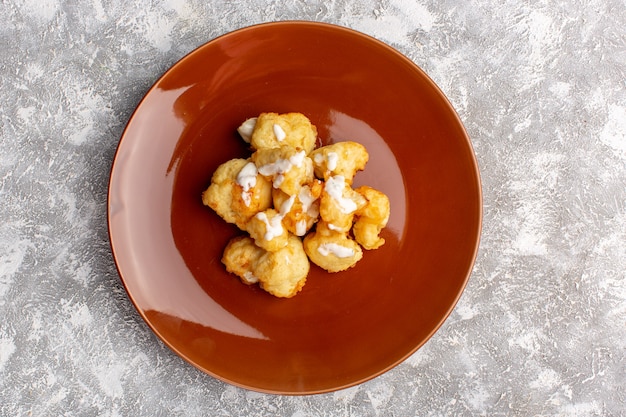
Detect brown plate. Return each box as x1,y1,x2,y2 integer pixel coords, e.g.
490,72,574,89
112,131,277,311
108,21,482,395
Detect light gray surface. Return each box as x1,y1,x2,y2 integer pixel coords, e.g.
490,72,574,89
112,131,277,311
1,0,625,415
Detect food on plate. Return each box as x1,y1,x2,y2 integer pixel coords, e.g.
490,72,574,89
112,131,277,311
251,145,315,196
253,234,310,298
246,208,290,252
202,112,390,297
221,236,266,285
246,112,317,155
303,221,363,272
353,186,391,250
309,141,368,184
319,175,367,234
222,235,309,298
201,158,272,230
272,181,323,237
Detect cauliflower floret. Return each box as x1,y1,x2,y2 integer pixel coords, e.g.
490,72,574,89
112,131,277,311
202,158,272,230
319,175,367,233
310,141,368,184
353,186,390,250
222,235,309,297
254,235,310,298
249,112,317,154
272,180,323,236
251,145,314,196
221,236,266,285
303,223,363,272
245,208,289,252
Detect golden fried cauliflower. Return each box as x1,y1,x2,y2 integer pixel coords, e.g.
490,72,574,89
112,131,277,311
221,236,266,285
272,180,322,236
319,175,367,233
303,222,363,272
310,141,369,184
206,113,391,298
254,235,310,298
353,186,390,250
202,158,272,229
245,208,289,252
222,234,309,297
249,112,317,154
251,145,314,196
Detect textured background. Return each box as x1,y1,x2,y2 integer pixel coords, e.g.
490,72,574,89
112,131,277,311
1,0,625,415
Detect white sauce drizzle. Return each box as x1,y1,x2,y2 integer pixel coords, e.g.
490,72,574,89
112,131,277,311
295,219,308,236
241,193,252,207
257,151,306,189
279,195,296,216
273,174,285,188
237,118,257,143
313,153,324,164
313,151,338,172
236,162,258,207
273,124,286,141
254,195,295,242
289,150,306,167
299,186,313,210
255,211,284,241
318,243,355,258
237,162,257,190
257,159,292,176
325,175,357,214
326,152,338,171
242,271,259,284
298,185,318,217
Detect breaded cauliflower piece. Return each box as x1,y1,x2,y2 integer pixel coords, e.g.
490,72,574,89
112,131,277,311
222,235,309,297
249,112,317,154
303,223,363,272
353,186,390,250
254,235,310,298
310,141,368,184
246,208,289,252
221,236,266,285
272,180,323,236
202,158,272,230
251,145,314,196
319,175,367,233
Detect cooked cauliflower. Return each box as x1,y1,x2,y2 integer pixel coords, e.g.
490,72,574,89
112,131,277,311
353,186,390,250
303,222,363,273
221,236,265,285
249,112,317,155
254,235,310,298
202,158,272,230
222,235,309,298
318,175,367,233
272,180,322,236
237,117,257,143
310,141,368,184
251,145,314,196
205,113,391,298
245,208,289,252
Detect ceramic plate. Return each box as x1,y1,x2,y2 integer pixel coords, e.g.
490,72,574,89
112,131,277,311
108,21,482,395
